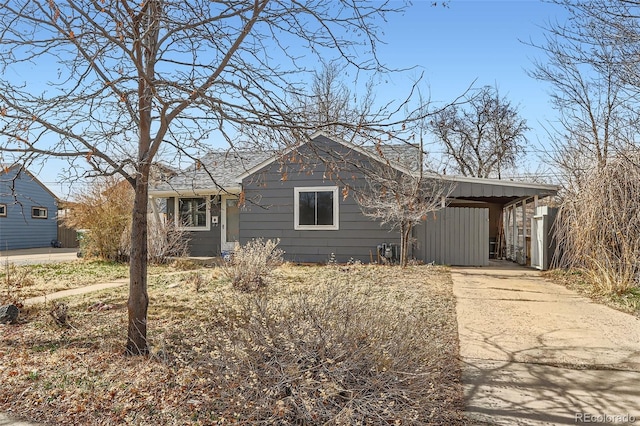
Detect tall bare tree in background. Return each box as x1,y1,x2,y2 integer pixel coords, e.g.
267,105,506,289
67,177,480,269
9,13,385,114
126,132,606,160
289,62,375,141
527,0,640,188
430,85,529,178
0,0,423,355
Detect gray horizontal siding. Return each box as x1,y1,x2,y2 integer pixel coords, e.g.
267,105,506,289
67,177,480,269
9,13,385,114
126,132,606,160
0,168,58,250
167,196,222,257
241,137,399,263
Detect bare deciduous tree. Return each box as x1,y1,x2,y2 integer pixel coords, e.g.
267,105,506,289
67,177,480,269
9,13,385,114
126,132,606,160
527,0,640,187
290,62,375,141
430,85,529,178
0,0,418,355
356,146,454,267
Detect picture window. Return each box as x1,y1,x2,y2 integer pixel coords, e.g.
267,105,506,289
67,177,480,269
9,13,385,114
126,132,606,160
294,187,339,230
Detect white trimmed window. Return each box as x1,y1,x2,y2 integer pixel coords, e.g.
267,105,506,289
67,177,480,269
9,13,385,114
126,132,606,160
176,196,210,230
294,186,339,230
32,206,48,219
0,204,5,217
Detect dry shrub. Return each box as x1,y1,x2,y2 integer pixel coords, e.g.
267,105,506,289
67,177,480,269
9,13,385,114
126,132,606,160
184,271,206,292
147,221,190,264
63,177,133,261
222,238,284,292
160,265,463,424
49,302,69,327
129,220,190,265
65,177,189,264
555,154,640,295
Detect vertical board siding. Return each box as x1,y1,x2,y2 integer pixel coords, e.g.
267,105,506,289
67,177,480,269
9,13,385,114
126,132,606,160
57,225,79,248
416,207,489,266
0,168,58,250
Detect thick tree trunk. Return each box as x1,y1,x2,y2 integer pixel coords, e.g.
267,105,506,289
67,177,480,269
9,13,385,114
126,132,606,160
126,172,150,356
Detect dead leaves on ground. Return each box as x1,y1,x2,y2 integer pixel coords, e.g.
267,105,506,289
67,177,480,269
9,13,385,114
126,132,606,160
0,264,466,425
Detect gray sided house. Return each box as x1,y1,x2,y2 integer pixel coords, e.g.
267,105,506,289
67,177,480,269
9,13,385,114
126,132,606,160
150,132,559,267
0,165,59,250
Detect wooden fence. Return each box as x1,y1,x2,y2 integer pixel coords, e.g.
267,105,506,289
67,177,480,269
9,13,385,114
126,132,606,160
57,224,79,248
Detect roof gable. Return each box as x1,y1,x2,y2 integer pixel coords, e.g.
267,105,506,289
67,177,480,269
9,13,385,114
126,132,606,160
1,164,59,202
238,131,418,181
239,132,558,192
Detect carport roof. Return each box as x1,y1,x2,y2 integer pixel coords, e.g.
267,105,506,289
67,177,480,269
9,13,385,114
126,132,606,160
445,175,559,203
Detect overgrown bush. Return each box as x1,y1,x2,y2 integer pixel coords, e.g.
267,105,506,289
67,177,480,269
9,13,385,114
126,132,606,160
161,265,464,424
555,153,640,295
147,221,190,264
64,177,189,264
62,177,133,261
120,220,190,265
222,238,284,291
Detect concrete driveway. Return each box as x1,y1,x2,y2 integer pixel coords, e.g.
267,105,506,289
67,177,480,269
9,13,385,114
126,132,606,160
0,247,78,266
453,261,640,425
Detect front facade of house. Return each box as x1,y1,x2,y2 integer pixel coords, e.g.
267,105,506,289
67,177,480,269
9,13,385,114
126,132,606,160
150,133,559,266
0,166,58,250
238,135,405,263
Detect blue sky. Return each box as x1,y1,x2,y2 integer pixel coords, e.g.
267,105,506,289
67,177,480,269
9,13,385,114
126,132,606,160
33,0,566,197
372,0,566,176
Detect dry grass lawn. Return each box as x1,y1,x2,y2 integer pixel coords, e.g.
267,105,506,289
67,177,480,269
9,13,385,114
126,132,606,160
0,263,467,425
0,260,199,301
545,269,640,317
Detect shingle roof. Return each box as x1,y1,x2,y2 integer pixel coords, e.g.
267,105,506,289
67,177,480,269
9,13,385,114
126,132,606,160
150,135,423,195
363,144,421,173
151,150,274,193
150,132,559,199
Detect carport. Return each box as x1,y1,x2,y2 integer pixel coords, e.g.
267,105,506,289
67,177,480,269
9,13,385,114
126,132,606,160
414,176,559,267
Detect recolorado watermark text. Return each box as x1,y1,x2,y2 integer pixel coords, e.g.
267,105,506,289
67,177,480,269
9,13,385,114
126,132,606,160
575,413,637,424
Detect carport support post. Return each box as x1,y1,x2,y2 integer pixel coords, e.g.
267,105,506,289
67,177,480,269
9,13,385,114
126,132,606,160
505,206,510,260
522,199,527,266
512,203,517,261
503,208,508,260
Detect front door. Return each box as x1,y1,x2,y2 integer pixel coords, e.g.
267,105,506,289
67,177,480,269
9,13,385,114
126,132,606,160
221,196,240,252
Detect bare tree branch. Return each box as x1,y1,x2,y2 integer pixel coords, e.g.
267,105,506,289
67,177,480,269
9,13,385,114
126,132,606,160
0,0,415,355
